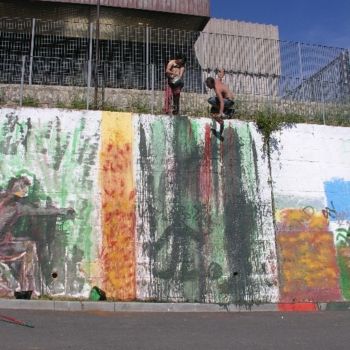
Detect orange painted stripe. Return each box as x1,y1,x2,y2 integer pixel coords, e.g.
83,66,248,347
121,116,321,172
278,303,318,312
100,112,136,300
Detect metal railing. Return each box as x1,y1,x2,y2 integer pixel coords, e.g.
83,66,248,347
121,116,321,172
0,17,349,123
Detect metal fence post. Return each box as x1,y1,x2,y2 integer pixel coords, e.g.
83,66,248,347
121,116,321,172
201,32,207,95
343,50,350,101
321,79,326,125
94,0,100,109
297,42,305,100
146,25,150,90
151,63,155,114
250,37,256,97
19,55,26,106
86,22,93,110
29,18,36,85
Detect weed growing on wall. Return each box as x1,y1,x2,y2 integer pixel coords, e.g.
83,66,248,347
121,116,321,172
70,97,86,110
0,89,5,105
254,109,299,232
130,97,151,114
22,96,40,107
55,100,67,109
255,110,300,154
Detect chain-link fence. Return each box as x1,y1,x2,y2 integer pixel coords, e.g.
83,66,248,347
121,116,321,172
0,17,349,123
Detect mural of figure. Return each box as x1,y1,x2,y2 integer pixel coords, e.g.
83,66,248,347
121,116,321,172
0,176,75,296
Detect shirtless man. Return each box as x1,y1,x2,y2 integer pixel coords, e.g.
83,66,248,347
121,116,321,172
205,75,234,140
164,53,187,115
205,76,235,121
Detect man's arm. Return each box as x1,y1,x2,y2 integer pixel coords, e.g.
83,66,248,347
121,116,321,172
178,66,185,78
165,60,174,77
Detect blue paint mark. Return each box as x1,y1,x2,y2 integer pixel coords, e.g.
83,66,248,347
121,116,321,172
324,179,350,221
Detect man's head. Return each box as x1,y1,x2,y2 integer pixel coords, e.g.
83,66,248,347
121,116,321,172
174,53,187,66
7,176,31,198
205,77,215,89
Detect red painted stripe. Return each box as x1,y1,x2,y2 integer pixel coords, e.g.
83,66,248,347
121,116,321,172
199,124,212,204
278,303,318,312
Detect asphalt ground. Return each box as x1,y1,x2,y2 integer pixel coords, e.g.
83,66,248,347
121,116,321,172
1,309,350,350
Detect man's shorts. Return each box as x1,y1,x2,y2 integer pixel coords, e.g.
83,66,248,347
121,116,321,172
208,97,234,116
169,76,184,89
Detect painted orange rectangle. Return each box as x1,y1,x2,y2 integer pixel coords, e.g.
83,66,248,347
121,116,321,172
277,209,341,302
100,112,136,300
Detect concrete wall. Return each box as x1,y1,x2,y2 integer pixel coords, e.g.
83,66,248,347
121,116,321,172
2,84,335,121
272,124,350,302
1,107,350,304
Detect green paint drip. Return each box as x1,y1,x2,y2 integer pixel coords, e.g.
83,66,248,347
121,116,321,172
235,124,258,200
337,250,350,300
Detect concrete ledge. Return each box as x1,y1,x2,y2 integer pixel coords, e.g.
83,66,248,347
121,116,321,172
0,299,54,311
1,299,350,313
324,302,350,311
54,301,83,312
113,302,226,313
81,301,115,312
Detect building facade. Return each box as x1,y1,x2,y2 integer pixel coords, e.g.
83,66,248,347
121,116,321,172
195,18,281,96
0,0,210,30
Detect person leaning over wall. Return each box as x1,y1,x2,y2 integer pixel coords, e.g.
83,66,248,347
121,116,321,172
205,71,235,139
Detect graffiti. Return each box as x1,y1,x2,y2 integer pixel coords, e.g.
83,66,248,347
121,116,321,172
302,203,337,220
301,202,350,226
0,109,101,298
334,223,350,300
5,107,350,306
0,176,75,296
134,116,277,303
280,203,340,231
322,202,337,220
335,227,350,246
152,222,203,281
276,208,341,302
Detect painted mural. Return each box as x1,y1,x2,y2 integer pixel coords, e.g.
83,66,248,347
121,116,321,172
276,208,341,302
2,108,350,304
0,108,101,297
134,115,277,303
0,108,278,303
272,124,350,302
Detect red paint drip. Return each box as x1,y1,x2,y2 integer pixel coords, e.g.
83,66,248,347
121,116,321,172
199,124,212,204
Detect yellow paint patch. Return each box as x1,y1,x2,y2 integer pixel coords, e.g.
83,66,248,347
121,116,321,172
277,209,341,302
100,112,136,300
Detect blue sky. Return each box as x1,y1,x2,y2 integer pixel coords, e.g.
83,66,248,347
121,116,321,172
211,0,350,48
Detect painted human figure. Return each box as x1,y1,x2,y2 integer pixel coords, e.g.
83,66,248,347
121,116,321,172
164,53,187,115
0,176,75,295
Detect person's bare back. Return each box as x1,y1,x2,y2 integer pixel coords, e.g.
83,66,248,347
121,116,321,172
205,76,235,141
206,77,234,116
214,79,234,101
